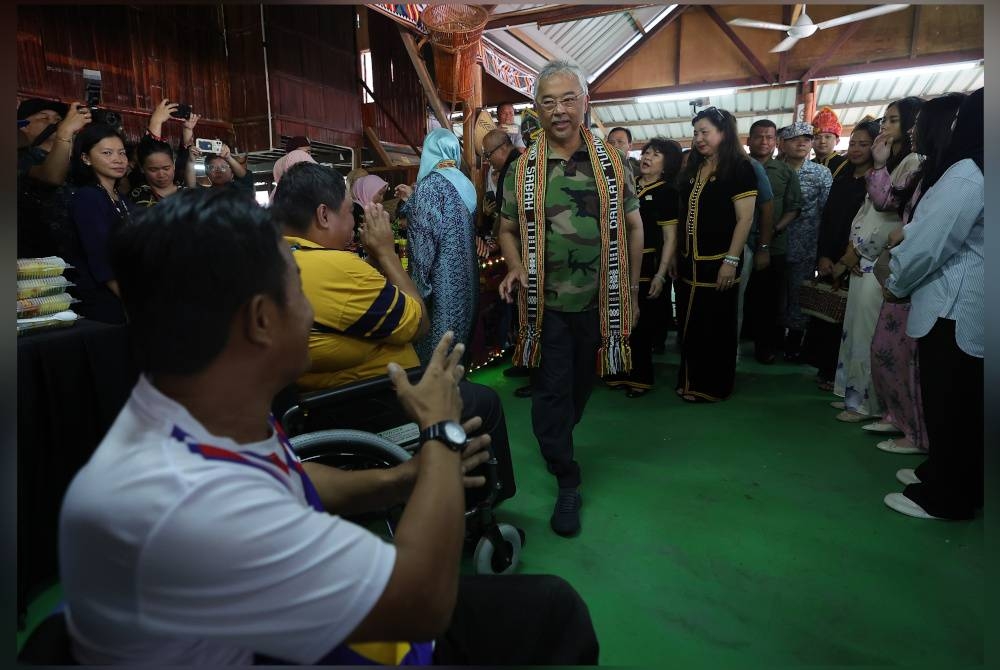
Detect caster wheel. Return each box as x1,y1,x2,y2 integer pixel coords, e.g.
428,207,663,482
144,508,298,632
473,523,521,575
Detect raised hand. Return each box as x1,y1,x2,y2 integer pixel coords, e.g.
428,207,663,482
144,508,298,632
872,132,893,169
387,331,464,429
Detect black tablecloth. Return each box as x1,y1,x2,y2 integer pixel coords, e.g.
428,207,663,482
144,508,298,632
17,320,138,623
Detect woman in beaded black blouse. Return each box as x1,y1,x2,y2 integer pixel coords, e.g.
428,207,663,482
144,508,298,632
675,107,757,402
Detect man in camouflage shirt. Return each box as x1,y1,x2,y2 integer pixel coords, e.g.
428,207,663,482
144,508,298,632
498,60,642,537
778,122,832,361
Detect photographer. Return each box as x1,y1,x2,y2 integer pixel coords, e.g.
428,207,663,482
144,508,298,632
191,139,256,200
130,99,199,207
16,98,92,257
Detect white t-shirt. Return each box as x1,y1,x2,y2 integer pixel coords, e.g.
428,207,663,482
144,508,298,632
58,375,397,665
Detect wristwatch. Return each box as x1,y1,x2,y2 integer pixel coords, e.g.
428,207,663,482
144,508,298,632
419,420,467,452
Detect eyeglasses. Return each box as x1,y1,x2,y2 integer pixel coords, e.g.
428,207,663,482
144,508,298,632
537,91,585,113
208,164,231,173
692,106,726,125
482,137,511,160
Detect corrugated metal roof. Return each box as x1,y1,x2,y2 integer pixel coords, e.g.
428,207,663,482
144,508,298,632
591,64,983,146
816,65,985,106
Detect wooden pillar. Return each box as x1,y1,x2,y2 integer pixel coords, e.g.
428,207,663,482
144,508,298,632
463,63,485,226
400,28,452,130
796,80,817,124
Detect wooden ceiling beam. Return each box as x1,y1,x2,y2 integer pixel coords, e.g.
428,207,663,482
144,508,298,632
590,5,690,92
800,21,864,84
702,5,773,85
485,5,630,31
591,76,764,103
508,26,558,63
800,49,983,80
908,5,922,59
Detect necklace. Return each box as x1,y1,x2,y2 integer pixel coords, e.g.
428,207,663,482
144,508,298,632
100,182,131,224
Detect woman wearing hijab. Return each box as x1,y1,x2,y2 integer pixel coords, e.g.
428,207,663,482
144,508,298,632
882,87,983,521
270,148,316,200
398,127,479,365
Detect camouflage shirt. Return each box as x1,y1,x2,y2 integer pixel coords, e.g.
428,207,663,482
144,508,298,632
501,142,639,312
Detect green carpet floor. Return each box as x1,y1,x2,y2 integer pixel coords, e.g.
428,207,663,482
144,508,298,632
19,340,984,664
467,340,984,666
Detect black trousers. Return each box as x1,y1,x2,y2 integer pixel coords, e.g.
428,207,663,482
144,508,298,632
459,380,517,508
744,253,787,357
606,282,657,390
906,319,984,519
256,574,599,665
802,316,843,381
434,574,599,665
530,309,601,489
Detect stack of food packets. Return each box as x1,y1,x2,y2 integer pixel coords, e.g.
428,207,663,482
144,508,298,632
17,257,81,335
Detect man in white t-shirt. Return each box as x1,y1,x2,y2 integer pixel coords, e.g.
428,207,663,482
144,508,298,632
57,187,598,665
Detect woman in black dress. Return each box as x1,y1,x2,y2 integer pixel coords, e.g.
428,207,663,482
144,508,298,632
675,107,757,402
607,138,683,397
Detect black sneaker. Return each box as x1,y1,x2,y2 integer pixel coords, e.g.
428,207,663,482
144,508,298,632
550,488,582,536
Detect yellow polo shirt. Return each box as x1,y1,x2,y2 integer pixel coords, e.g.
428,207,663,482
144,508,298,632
285,236,422,391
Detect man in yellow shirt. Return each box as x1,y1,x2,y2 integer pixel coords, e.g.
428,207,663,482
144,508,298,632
271,162,516,506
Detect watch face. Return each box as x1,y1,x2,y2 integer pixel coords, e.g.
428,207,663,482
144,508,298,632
443,421,466,445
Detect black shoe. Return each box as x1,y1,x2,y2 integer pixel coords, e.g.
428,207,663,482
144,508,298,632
626,387,649,398
513,384,533,398
503,365,530,378
550,488,582,536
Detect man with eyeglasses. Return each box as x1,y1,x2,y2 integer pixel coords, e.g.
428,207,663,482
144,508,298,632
482,128,532,390
192,141,256,200
498,60,643,537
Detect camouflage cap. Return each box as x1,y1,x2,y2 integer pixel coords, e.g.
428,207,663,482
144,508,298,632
779,121,814,140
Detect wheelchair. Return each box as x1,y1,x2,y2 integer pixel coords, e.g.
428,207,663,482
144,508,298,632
276,368,524,575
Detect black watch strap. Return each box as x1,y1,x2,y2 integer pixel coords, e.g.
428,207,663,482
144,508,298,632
418,420,466,452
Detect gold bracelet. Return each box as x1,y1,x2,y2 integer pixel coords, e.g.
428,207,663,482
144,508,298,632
56,136,73,143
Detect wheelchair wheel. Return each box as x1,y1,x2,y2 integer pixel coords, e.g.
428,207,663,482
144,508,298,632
289,429,412,469
472,523,521,575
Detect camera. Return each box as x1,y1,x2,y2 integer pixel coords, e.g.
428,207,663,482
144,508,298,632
196,138,224,154
82,68,121,129
170,103,192,120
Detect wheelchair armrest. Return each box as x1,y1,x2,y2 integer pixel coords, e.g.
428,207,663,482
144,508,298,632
280,367,424,435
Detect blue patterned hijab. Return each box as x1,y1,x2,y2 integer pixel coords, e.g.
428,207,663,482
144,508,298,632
417,128,478,214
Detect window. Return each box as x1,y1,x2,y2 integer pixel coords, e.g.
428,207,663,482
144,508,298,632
361,49,374,103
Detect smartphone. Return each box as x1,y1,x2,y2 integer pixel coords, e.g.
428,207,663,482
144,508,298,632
170,103,192,120
195,138,223,154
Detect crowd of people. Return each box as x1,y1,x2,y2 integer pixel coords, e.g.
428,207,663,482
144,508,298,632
16,54,983,665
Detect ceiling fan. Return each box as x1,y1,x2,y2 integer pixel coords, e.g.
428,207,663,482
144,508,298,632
728,4,910,53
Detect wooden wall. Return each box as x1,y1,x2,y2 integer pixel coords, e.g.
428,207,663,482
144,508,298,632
593,4,984,98
18,4,377,154
225,4,363,152
365,9,429,147
17,4,233,146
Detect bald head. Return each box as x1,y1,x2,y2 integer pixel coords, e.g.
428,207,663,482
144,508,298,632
482,128,515,170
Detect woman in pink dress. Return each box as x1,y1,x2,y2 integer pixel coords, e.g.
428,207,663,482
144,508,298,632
869,93,967,454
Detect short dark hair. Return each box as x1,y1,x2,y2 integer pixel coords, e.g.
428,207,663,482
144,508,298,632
270,162,347,235
71,123,126,187
137,136,175,167
609,126,632,143
204,153,227,168
640,137,684,182
110,188,288,376
749,119,777,135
